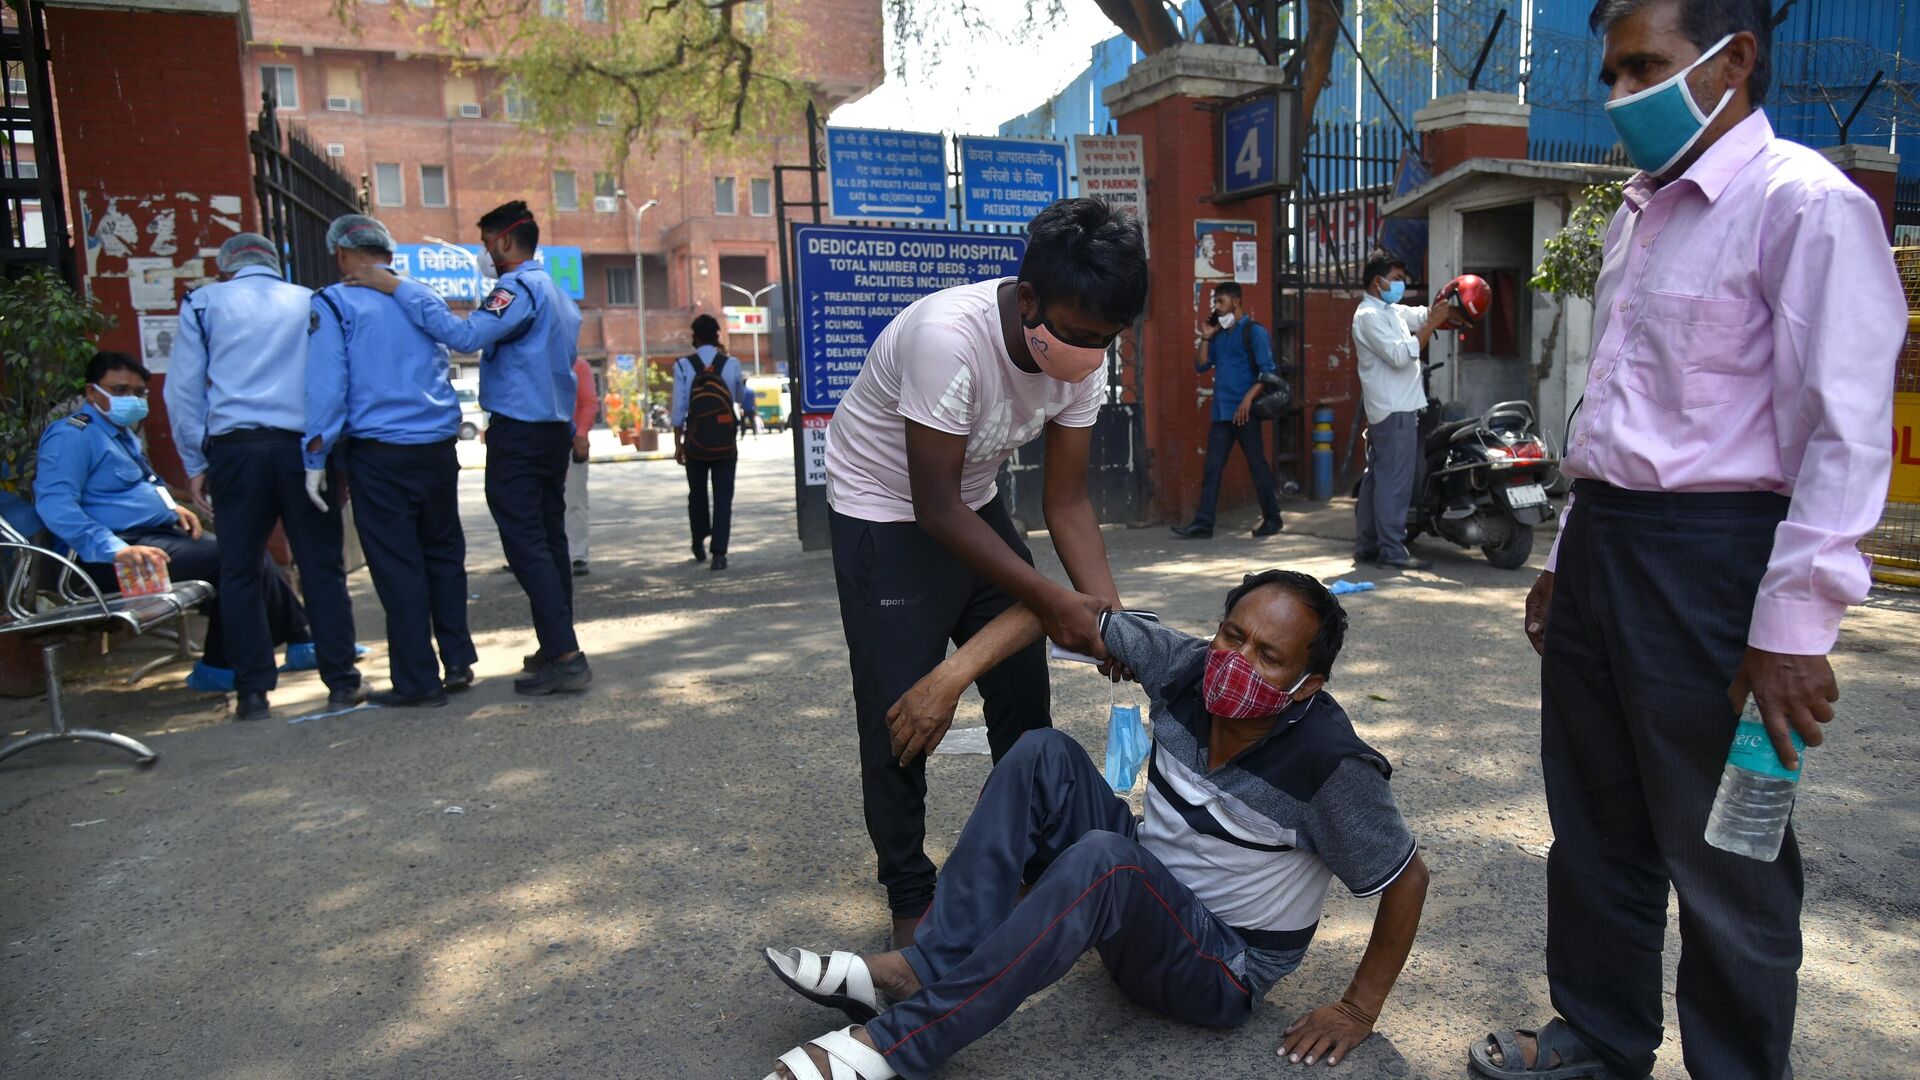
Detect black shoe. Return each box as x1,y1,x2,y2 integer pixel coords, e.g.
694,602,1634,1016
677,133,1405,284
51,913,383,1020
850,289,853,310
521,651,546,673
443,665,475,692
1354,550,1380,564
1378,555,1434,571
1170,523,1214,539
327,684,369,708
514,653,592,696
572,560,589,577
692,541,707,563
370,689,448,708
710,554,729,572
235,691,270,721
1252,517,1284,538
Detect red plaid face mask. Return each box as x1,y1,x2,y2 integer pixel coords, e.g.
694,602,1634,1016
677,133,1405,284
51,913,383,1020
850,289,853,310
1202,648,1309,719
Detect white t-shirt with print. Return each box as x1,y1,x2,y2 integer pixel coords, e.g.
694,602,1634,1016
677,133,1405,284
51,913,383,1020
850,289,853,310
825,277,1105,523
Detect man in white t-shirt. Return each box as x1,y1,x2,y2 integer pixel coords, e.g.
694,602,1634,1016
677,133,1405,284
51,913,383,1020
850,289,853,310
824,197,1149,949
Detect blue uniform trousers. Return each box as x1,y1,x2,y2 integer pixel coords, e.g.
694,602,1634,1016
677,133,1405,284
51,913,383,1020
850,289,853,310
484,417,577,657
206,429,359,695
866,730,1254,1079
343,438,476,698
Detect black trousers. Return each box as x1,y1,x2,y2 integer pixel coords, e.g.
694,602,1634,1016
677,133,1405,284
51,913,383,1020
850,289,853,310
206,430,359,695
485,417,577,658
1192,419,1279,528
1543,480,1798,1080
86,526,310,670
343,438,476,698
830,496,1052,917
685,456,737,556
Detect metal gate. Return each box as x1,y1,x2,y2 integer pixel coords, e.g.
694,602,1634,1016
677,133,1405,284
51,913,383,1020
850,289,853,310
0,0,73,284
773,103,1151,550
249,92,361,289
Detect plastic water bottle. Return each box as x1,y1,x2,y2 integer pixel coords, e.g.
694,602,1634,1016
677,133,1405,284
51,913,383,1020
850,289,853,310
1704,702,1806,862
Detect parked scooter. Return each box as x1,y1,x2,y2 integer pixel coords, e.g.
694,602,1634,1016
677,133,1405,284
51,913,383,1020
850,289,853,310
1404,361,1559,570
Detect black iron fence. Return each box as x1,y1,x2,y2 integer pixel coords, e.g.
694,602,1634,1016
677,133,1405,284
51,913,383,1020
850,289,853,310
249,93,361,290
0,0,69,283
1297,121,1412,289
1896,178,1920,235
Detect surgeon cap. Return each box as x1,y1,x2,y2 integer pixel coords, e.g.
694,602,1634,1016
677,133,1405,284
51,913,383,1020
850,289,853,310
216,233,281,273
326,214,395,255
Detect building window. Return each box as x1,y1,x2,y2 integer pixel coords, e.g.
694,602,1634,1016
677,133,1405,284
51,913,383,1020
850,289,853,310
750,177,772,217
502,83,528,122
445,73,480,119
540,0,566,16
406,0,431,7
420,164,449,208
714,176,736,216
605,265,635,306
325,66,362,113
553,169,578,212
583,0,606,21
591,172,618,212
261,64,298,111
374,163,403,207
741,0,768,36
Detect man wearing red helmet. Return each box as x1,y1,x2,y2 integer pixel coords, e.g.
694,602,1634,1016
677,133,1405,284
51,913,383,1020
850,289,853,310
1350,251,1455,571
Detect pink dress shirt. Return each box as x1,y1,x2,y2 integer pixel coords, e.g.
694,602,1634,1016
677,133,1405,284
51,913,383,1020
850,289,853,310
1548,110,1905,655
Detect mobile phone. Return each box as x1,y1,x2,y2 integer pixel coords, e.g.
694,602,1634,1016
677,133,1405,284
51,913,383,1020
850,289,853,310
1050,609,1160,665
1205,311,1220,326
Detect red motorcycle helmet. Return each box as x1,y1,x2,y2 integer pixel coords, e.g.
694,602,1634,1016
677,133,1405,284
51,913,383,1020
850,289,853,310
1438,273,1492,325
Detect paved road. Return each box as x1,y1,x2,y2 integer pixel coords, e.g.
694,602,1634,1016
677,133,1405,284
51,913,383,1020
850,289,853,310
4,437,1916,1079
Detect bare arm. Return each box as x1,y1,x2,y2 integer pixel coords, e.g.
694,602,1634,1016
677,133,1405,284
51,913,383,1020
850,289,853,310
1280,853,1430,1066
886,604,1046,764
1040,422,1120,611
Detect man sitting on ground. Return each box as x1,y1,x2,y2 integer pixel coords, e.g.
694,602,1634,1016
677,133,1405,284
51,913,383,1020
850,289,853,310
760,570,1428,1079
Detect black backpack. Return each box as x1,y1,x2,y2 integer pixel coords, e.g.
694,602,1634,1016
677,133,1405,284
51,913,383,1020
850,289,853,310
1239,320,1293,420
683,352,739,462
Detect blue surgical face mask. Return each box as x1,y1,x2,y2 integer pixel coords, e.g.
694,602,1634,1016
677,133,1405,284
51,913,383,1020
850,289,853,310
1604,33,1735,176
1380,279,1406,304
93,385,149,427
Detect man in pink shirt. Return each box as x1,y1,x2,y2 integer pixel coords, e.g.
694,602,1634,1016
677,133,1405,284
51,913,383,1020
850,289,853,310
565,356,596,577
1469,4,1904,1080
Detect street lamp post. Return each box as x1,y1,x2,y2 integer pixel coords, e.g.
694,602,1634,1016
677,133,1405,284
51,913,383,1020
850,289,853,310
618,192,658,400
719,280,778,375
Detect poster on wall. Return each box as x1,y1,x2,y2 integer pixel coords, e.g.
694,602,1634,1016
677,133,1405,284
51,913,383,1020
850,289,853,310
1194,219,1256,307
138,315,178,373
1232,240,1259,284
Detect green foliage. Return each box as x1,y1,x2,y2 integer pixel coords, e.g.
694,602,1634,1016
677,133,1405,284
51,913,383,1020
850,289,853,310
0,270,110,494
1531,182,1625,301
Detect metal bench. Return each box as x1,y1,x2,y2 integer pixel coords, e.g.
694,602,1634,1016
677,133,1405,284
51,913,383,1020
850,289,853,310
0,516,214,766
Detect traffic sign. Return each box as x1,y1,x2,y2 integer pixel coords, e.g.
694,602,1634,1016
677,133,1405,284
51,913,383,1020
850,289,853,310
824,126,948,223
614,353,635,370
1220,88,1297,199
792,224,1027,412
957,136,1066,227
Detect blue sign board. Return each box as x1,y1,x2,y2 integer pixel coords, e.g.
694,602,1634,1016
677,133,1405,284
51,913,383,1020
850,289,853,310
957,136,1067,227
824,126,948,222
390,244,586,302
1220,89,1296,198
792,224,1027,412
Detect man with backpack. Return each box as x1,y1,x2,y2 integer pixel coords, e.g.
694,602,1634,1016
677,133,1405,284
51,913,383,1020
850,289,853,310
672,313,754,572
1171,281,1284,539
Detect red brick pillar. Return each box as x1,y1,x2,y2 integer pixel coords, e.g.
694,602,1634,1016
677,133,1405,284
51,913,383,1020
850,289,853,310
1106,44,1286,525
1819,144,1901,241
1414,91,1530,175
46,2,257,487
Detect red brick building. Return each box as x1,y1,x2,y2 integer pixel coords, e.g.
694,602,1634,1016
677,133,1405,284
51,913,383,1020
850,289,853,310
241,0,883,369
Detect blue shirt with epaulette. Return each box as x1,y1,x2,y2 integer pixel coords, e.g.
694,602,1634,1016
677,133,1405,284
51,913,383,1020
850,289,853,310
390,263,581,425
163,264,313,477
304,281,462,469
31,403,177,563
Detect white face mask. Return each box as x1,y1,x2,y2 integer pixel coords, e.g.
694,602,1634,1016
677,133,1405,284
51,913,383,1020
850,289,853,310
1216,312,1236,330
476,243,497,280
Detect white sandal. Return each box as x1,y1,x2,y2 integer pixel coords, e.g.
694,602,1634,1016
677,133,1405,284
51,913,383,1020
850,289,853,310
764,1026,898,1080
764,946,881,1023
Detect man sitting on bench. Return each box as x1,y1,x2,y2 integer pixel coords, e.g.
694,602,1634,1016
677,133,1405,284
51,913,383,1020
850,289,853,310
760,570,1429,1079
32,351,316,700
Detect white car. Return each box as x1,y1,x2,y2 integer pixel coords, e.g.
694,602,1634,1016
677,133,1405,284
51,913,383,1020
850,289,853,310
453,378,489,440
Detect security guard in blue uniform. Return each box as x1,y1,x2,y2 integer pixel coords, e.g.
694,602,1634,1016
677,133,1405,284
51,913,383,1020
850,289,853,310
305,214,477,708
348,201,590,696
33,352,314,701
165,232,363,720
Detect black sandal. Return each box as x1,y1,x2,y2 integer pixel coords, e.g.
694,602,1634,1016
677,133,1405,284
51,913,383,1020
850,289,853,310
1468,1018,1614,1079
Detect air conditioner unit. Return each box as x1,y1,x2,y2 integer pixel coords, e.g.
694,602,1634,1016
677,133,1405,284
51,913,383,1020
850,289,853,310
592,195,618,213
326,95,354,112
458,102,482,119
325,143,346,157
595,112,616,127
